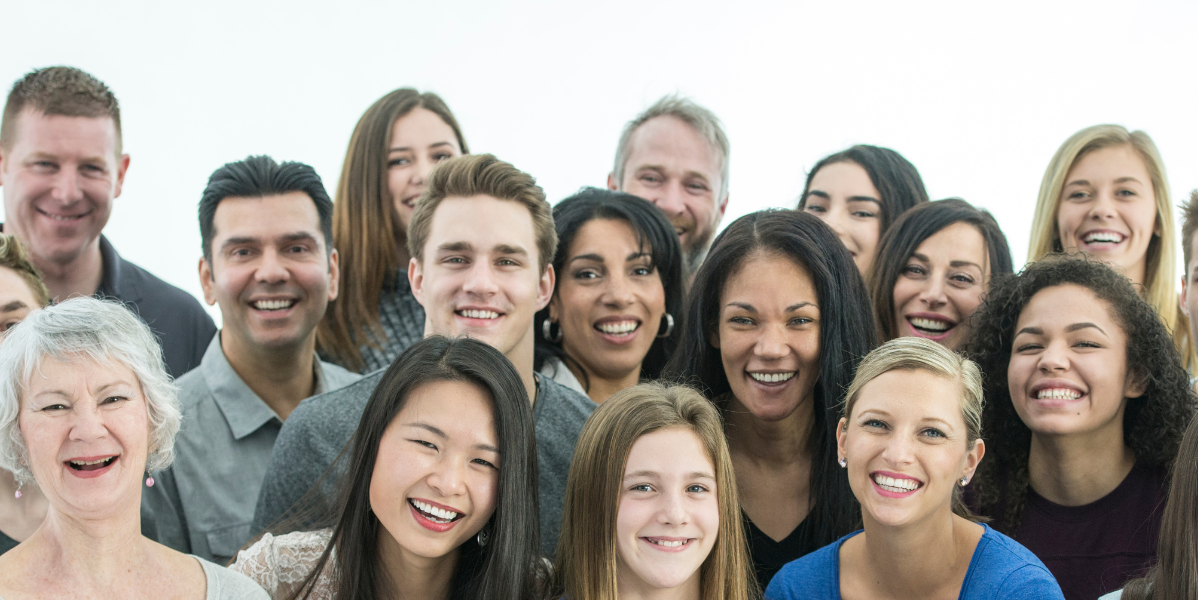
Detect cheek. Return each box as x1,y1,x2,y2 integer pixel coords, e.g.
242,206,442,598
1055,205,1084,237
892,278,920,310
950,288,984,317
854,222,881,253
616,497,647,541
695,496,720,539
471,471,500,518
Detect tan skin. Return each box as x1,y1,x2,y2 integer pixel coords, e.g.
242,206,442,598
715,252,821,541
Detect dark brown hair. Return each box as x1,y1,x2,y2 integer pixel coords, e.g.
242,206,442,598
317,89,467,371
1,66,121,155
797,144,928,236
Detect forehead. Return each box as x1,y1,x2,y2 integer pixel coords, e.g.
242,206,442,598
1017,284,1120,333
24,353,138,393
390,107,458,147
722,252,816,303
394,379,497,440
624,427,713,473
1066,144,1150,181
854,369,965,428
569,218,642,255
0,266,39,306
914,222,988,265
426,195,537,253
624,116,720,177
212,192,323,240
8,109,119,160
809,161,877,195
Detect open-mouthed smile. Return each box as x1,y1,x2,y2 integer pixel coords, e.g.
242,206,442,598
905,313,957,340
641,536,695,552
408,498,465,532
64,454,119,479
1078,229,1127,250
747,371,797,386
871,471,923,498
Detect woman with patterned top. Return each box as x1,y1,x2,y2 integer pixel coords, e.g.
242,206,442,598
317,89,469,373
231,336,545,600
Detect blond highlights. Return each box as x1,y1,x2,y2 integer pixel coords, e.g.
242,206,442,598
553,383,756,600
0,234,50,308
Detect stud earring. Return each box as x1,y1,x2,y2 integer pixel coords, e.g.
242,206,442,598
838,457,847,468
145,471,155,487
959,476,969,487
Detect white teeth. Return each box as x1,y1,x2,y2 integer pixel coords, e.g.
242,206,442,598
749,372,796,384
597,320,639,334
873,474,919,492
909,317,951,332
649,539,686,547
1037,388,1082,400
253,299,294,311
51,214,81,221
411,500,462,523
70,457,112,466
1084,232,1123,244
459,309,500,320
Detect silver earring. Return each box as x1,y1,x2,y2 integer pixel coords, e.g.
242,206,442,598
476,526,490,547
838,457,847,468
959,476,969,487
541,319,562,343
657,313,674,338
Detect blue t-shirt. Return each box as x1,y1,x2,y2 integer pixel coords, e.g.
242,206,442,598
765,524,1064,600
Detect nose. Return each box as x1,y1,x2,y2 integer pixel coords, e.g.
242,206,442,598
462,260,499,297
254,248,290,284
600,272,635,308
658,488,689,525
754,323,789,360
426,456,468,498
69,402,109,443
1036,339,1070,373
652,182,687,217
880,433,916,468
412,156,431,186
1087,191,1118,221
917,276,947,309
50,169,84,205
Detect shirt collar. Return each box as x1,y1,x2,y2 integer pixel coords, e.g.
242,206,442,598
96,235,136,300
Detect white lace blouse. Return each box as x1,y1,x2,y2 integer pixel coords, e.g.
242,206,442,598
230,529,336,600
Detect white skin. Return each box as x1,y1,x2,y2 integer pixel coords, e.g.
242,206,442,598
387,108,462,259
609,116,728,274
0,357,208,599
369,380,499,600
1008,284,1145,507
715,252,820,541
198,192,339,420
409,195,555,402
0,110,130,301
1055,145,1160,288
615,427,719,600
0,267,47,545
892,223,990,350
801,161,882,277
548,219,667,403
835,369,985,600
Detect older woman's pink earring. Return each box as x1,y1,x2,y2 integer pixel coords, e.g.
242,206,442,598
14,484,21,499
145,472,155,487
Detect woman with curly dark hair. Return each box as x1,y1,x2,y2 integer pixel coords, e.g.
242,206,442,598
965,254,1195,600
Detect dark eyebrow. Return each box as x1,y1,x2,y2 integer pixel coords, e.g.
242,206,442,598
1,300,28,312
405,422,447,438
727,302,757,312
568,253,604,265
1113,176,1144,185
1066,322,1106,335
949,260,984,271
847,196,882,205
389,141,454,153
219,236,260,251
279,232,319,244
1015,326,1043,336
804,190,830,200
1064,179,1090,187
623,470,716,481
726,301,815,312
437,241,474,254
493,244,528,257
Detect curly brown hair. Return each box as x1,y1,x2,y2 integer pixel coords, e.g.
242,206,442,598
965,253,1196,533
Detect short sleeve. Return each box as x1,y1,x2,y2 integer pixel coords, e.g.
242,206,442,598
997,564,1067,600
229,530,335,600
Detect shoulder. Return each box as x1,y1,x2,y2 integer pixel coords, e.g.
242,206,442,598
196,557,271,600
285,370,383,436
538,377,596,422
318,360,363,393
968,526,1063,599
230,530,333,597
115,256,213,320
765,535,847,599
173,367,212,411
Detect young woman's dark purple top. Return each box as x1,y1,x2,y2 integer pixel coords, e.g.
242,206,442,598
764,524,1064,600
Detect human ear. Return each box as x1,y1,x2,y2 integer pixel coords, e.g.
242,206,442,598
961,438,985,484
836,417,849,463
409,257,425,308
198,258,217,306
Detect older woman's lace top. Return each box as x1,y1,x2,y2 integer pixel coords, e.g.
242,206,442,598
231,529,336,600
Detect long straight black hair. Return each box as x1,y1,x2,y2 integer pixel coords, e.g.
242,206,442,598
287,336,544,600
664,209,876,550
534,187,684,388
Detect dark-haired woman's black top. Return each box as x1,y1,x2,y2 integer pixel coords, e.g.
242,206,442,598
0,531,17,554
1003,462,1166,600
743,511,815,591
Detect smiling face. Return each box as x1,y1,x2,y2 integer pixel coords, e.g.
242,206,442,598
802,161,881,276
1055,145,1160,286
612,116,726,268
200,192,338,353
0,265,41,340
387,108,462,233
18,355,149,520
0,110,128,270
369,379,500,561
837,369,984,529
549,218,666,387
716,252,821,422
1007,284,1141,439
615,427,719,597
892,222,990,350
410,195,554,361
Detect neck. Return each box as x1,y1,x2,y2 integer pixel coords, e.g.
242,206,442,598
26,504,150,587
856,509,979,598
567,359,639,404
507,328,537,404
31,239,104,301
220,329,318,421
1028,422,1135,506
617,568,701,600
0,470,49,542
1123,258,1147,290
377,528,457,600
723,392,815,465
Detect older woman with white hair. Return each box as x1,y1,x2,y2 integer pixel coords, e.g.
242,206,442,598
0,297,267,599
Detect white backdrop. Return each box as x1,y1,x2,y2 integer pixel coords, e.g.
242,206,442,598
3,0,1197,324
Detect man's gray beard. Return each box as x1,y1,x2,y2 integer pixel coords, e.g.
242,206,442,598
684,227,717,276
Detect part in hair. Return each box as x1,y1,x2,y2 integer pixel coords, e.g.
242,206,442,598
797,144,929,238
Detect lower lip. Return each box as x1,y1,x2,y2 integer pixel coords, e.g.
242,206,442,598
64,457,117,479
642,538,693,553
595,327,640,345
905,320,955,342
408,502,460,533
872,477,920,498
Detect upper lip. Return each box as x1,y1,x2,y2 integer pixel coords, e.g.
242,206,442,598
64,454,118,463
1029,378,1086,397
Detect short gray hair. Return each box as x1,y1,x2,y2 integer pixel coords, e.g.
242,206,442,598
612,95,730,202
0,297,180,486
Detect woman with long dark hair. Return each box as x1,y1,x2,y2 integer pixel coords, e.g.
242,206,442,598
318,89,469,373
665,210,876,588
796,145,928,277
534,188,684,403
232,336,544,600
869,198,1013,349
967,255,1195,600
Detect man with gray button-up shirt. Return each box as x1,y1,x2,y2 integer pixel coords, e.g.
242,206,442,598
142,156,358,564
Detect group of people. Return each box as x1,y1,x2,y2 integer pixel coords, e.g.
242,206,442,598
0,65,1194,600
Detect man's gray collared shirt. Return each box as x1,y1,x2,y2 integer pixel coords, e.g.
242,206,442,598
142,334,360,564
